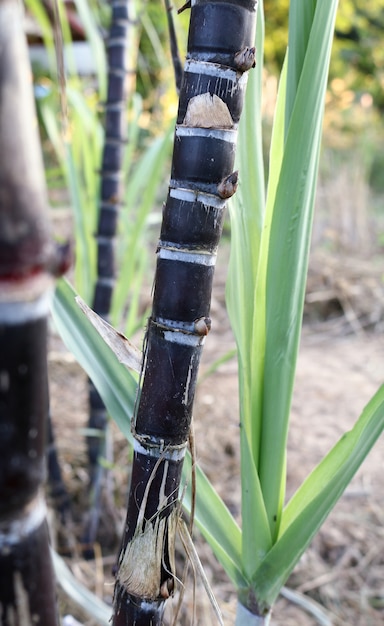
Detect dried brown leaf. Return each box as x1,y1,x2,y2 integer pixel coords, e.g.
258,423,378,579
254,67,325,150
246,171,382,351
75,296,142,373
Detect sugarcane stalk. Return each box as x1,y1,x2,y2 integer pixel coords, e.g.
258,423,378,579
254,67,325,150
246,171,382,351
84,0,137,556
0,0,68,622
112,1,258,623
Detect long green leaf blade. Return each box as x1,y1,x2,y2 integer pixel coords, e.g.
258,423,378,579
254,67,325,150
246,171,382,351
252,384,384,610
285,0,317,129
52,551,111,625
258,0,339,537
226,2,271,567
72,0,107,98
240,431,271,579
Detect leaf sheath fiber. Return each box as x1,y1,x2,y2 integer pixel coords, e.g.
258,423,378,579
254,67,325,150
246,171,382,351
0,1,66,622
112,1,258,623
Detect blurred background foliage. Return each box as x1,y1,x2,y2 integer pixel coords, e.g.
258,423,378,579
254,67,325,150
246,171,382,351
264,0,384,112
25,0,384,272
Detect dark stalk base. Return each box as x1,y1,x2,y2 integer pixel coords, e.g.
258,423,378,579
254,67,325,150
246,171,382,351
113,583,165,626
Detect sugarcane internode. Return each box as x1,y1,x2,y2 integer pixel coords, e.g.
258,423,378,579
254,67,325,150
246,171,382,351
113,1,258,623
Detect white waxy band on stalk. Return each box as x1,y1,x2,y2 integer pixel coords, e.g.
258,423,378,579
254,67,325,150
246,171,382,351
158,247,216,266
133,437,187,462
0,291,51,324
175,125,237,143
0,493,47,547
154,316,196,333
96,277,115,287
163,329,205,347
184,59,248,86
169,187,226,209
140,600,166,613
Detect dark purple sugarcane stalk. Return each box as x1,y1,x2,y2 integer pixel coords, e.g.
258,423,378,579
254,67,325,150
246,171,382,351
0,1,68,622
112,1,257,623
84,0,136,553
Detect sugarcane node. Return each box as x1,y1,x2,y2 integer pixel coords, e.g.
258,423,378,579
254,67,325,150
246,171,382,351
194,316,211,336
217,171,239,199
234,46,256,72
183,93,233,129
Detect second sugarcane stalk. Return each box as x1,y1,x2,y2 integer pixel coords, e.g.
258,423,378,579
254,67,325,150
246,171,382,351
0,1,69,621
85,0,136,553
113,0,258,623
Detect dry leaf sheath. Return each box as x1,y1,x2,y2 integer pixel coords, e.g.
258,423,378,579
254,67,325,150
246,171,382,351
112,2,258,624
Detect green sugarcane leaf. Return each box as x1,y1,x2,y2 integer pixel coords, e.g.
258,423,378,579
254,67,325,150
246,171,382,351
240,429,271,579
251,384,384,611
38,86,101,301
257,0,339,537
140,10,169,70
72,0,107,98
280,384,384,536
266,54,287,212
52,551,111,625
65,141,96,302
37,93,63,160
51,279,136,442
55,0,78,78
182,454,246,589
25,0,56,74
285,0,317,129
227,0,265,467
227,1,272,578
122,252,149,338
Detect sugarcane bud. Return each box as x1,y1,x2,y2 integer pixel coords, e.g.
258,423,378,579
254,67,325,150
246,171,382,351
234,46,256,72
160,577,174,599
194,316,211,336
183,92,233,129
217,171,238,199
47,241,72,277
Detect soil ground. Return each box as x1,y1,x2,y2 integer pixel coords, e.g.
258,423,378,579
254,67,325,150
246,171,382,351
48,248,384,626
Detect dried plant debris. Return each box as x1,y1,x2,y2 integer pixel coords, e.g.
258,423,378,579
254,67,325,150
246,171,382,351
183,93,233,129
76,296,142,373
305,251,384,333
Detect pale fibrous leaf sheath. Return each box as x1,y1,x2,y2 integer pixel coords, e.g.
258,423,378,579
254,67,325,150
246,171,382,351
76,296,142,374
117,459,177,600
183,93,233,129
117,508,178,600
